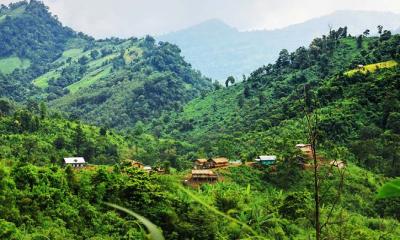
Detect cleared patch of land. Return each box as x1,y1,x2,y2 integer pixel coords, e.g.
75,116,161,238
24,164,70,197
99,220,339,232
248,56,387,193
344,60,398,76
0,56,31,74
32,70,60,88
67,65,112,93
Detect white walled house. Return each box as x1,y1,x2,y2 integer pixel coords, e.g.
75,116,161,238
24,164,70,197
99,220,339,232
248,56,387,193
64,157,86,168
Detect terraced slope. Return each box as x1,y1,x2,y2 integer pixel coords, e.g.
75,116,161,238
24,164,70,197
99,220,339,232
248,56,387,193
0,1,213,129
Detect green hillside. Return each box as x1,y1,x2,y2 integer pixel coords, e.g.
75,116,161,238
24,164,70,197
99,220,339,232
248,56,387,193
0,101,126,165
156,31,400,177
1,101,398,239
344,60,398,76
0,56,30,74
0,1,400,239
0,1,213,129
0,1,77,64
44,37,213,129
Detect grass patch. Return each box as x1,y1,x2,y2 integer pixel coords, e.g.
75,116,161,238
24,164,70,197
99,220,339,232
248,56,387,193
87,53,118,69
344,60,398,76
32,70,60,88
0,56,31,74
67,66,112,93
123,46,143,64
62,48,84,59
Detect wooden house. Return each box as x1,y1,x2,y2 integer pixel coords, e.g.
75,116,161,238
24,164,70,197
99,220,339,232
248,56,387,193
207,157,229,168
296,144,312,153
330,160,345,169
64,157,86,168
191,170,218,182
255,155,277,166
143,166,152,172
155,167,166,174
229,160,242,165
123,159,144,169
194,158,208,169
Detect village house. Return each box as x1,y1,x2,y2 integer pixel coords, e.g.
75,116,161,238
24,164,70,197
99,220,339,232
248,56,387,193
143,166,152,172
255,155,277,166
191,169,218,182
330,160,345,169
64,157,86,168
296,144,312,153
194,158,208,169
229,159,242,165
123,159,144,169
207,157,229,168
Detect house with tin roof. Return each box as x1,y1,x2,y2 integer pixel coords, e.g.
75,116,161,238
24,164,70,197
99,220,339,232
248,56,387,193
255,155,277,166
64,157,86,168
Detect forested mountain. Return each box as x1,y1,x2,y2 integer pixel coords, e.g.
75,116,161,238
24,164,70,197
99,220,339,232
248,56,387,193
155,28,400,177
0,0,213,129
0,1,77,64
1,1,400,239
0,99,125,166
0,0,82,100
159,11,400,80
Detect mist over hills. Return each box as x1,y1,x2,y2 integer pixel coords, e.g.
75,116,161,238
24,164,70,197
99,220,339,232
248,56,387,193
159,10,400,81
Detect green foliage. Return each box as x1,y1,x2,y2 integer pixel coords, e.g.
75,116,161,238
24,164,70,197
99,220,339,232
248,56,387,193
105,203,165,240
0,1,76,64
0,1,213,131
0,56,30,74
279,191,313,220
156,33,400,178
377,178,400,198
0,102,126,165
1,4,400,238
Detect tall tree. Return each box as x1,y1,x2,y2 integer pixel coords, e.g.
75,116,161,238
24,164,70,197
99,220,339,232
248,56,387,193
377,25,383,35
304,84,320,240
356,35,363,49
39,102,47,119
225,76,235,87
276,49,291,68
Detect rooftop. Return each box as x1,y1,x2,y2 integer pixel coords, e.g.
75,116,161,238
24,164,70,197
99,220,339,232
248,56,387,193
211,157,229,163
256,155,277,161
64,157,85,164
192,170,216,175
196,158,208,163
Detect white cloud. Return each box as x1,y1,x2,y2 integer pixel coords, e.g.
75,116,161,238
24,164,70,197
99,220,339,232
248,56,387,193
1,0,399,38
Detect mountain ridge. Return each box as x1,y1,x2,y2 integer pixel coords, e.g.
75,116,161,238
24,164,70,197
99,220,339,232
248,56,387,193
159,10,400,80
0,0,213,129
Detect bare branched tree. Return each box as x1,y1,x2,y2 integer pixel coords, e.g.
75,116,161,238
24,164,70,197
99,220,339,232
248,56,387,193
303,84,321,240
303,84,347,240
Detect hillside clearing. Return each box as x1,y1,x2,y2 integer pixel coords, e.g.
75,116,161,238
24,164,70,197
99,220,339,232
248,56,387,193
67,65,112,93
344,60,398,76
32,70,60,88
0,56,30,74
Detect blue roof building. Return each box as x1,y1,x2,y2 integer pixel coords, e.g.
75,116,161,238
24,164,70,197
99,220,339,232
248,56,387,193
255,155,277,165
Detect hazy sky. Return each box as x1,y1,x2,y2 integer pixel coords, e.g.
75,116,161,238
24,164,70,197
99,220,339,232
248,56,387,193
1,0,400,38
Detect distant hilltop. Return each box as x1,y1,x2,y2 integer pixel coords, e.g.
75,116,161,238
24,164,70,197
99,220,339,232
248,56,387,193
159,10,400,81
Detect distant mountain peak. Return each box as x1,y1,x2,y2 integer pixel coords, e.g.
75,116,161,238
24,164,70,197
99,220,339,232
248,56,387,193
193,18,232,29
168,18,236,36
158,10,400,80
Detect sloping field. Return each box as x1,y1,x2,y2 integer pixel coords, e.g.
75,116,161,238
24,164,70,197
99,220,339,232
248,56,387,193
345,60,398,76
0,56,30,74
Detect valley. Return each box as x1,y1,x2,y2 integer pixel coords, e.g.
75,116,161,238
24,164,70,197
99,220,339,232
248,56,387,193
0,1,400,239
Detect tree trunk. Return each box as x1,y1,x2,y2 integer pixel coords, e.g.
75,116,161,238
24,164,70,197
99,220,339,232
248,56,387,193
311,141,321,240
